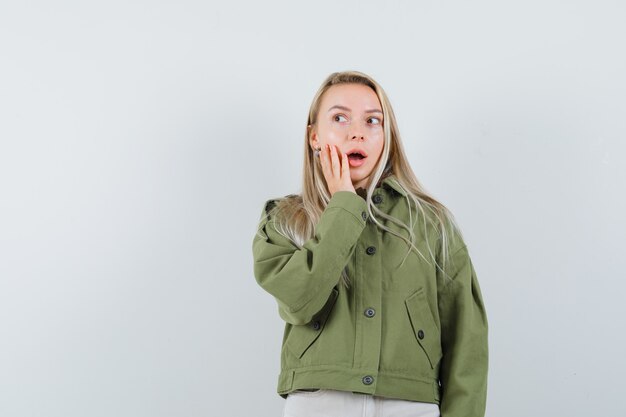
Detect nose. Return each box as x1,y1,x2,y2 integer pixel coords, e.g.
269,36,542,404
349,127,365,141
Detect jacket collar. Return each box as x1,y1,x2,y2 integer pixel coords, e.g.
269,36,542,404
378,174,407,197
356,174,407,199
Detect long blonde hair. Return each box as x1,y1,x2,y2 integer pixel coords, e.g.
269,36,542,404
261,70,464,289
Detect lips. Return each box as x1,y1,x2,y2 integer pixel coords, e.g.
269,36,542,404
346,148,368,159
346,148,367,167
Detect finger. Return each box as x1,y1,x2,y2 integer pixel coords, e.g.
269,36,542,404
320,144,331,180
341,150,350,178
330,144,340,178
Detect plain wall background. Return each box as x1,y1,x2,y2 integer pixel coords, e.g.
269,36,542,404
1,1,624,416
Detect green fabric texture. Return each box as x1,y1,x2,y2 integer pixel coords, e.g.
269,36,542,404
252,175,488,416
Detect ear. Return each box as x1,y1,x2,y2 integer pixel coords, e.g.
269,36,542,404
308,124,319,150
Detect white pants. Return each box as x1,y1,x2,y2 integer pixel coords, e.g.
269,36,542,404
283,389,440,417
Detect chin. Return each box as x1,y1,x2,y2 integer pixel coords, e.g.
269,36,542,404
350,172,372,187
351,170,371,180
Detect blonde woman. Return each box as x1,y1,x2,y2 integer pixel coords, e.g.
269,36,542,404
252,71,489,417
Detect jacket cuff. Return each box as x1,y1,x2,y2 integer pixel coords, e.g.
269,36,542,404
324,191,368,227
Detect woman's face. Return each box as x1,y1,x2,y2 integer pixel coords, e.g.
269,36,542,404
309,83,385,190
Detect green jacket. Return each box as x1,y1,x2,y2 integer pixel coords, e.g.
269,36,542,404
251,175,489,417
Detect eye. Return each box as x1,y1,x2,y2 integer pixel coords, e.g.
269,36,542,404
333,114,348,122
368,117,381,125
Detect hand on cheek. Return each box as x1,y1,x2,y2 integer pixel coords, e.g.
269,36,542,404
319,143,355,196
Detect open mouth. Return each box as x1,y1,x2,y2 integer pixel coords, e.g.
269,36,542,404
348,152,366,160
347,150,367,167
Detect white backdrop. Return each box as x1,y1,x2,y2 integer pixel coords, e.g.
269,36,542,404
1,1,624,416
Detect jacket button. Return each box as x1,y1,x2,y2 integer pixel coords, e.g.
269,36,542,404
362,375,374,385
364,307,376,318
361,211,368,221
373,194,383,204
312,321,321,330
417,329,425,339
366,246,376,255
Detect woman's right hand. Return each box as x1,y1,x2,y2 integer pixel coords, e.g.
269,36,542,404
319,143,356,196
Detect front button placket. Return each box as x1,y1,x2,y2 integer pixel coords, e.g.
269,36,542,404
352,185,385,393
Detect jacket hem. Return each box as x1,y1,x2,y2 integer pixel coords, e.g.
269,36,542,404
277,365,441,404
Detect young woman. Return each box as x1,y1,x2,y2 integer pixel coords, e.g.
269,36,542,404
252,71,489,417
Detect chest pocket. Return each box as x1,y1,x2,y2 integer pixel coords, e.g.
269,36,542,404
286,287,339,359
405,287,443,369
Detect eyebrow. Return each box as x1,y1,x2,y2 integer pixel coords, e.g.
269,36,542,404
327,105,383,115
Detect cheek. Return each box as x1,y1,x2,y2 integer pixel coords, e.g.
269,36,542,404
321,129,344,141
370,136,385,159
372,132,385,149
317,122,345,138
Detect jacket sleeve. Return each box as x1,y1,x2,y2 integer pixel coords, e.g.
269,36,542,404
252,191,368,325
437,244,489,417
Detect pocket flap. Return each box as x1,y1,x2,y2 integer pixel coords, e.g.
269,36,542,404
405,287,443,369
